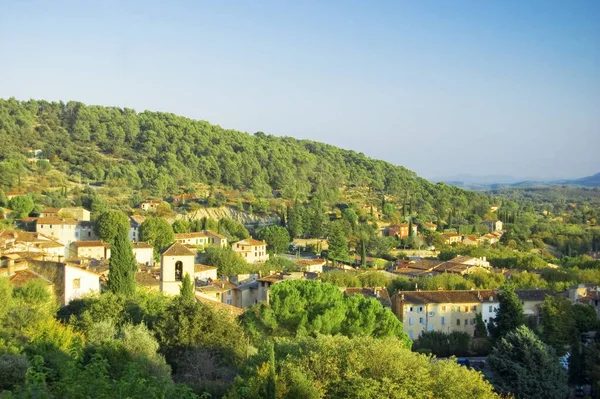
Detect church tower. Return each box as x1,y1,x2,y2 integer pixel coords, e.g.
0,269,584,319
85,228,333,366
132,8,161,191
160,242,195,295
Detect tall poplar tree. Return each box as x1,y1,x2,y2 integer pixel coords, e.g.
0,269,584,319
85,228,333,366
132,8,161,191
108,226,137,296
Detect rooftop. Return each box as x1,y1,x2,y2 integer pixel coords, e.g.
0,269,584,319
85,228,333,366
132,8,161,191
194,264,218,273
36,217,78,225
132,241,153,249
234,238,265,247
161,242,196,257
72,240,109,248
9,269,53,287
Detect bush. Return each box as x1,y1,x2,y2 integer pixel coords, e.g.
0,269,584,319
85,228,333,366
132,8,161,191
0,354,29,390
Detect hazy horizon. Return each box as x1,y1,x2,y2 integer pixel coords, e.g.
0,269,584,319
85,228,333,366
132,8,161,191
1,1,598,180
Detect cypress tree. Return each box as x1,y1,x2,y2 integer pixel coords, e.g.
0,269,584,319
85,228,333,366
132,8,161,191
360,238,367,268
488,284,524,340
108,226,137,296
180,272,195,303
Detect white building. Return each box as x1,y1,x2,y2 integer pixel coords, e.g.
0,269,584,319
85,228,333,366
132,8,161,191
159,242,195,295
132,241,154,266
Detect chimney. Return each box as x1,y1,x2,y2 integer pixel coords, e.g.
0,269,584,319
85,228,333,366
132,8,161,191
7,259,15,276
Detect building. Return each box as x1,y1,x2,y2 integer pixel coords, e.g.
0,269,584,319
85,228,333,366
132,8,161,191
36,217,78,257
174,230,228,248
462,235,482,246
0,230,64,258
391,289,552,339
442,233,462,245
9,269,54,294
423,222,437,231
6,191,25,201
194,264,218,282
482,220,503,232
75,221,97,241
231,279,260,308
135,271,160,291
70,241,110,260
388,223,418,239
257,272,308,303
140,200,163,212
196,279,236,305
159,242,196,295
295,258,326,273
132,241,154,266
232,238,269,263
40,207,90,222
129,215,145,242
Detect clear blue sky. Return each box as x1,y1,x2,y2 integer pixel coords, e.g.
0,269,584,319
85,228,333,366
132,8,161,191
1,0,598,180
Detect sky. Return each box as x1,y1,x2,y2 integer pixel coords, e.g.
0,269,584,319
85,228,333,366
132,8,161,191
1,0,599,180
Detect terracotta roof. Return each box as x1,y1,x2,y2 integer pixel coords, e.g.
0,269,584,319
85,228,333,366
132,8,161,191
9,269,53,287
194,264,218,273
161,242,195,257
175,232,208,239
234,238,265,247
296,258,327,267
205,230,227,240
36,217,78,225
442,232,461,238
42,207,61,214
406,259,444,271
130,215,146,225
132,241,153,249
72,240,109,248
142,200,163,204
135,272,159,287
195,295,244,317
395,290,496,304
258,272,305,284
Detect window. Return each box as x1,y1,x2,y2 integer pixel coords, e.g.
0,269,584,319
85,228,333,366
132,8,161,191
465,319,468,326
226,299,232,305
471,318,476,325
471,306,477,312
441,306,446,311
409,318,414,325
227,290,231,296
72,278,81,289
441,316,445,325
408,331,413,340
464,306,468,312
175,261,183,281
418,306,423,313
409,306,413,312
419,317,425,325
489,305,493,312
428,325,434,331
457,319,461,326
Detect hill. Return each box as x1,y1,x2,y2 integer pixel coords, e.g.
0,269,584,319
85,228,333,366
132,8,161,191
439,172,600,191
0,98,492,222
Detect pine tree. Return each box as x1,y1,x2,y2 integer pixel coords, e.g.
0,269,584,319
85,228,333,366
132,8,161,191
180,273,195,303
108,226,137,296
488,284,524,340
328,222,348,264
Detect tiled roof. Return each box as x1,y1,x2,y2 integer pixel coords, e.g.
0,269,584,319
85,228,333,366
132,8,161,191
72,240,108,248
161,242,195,257
395,290,496,304
132,241,153,249
135,272,159,287
515,289,552,302
41,207,61,214
36,217,78,225
296,258,327,267
130,215,146,225
175,232,208,239
197,280,236,293
9,269,53,287
205,230,227,240
234,238,265,246
194,264,218,273
406,259,443,271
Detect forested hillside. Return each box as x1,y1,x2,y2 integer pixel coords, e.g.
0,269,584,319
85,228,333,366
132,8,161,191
0,98,490,219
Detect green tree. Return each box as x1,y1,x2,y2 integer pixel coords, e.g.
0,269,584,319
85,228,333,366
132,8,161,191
107,227,137,296
572,303,599,332
204,246,249,277
488,284,524,339
327,222,348,262
474,313,488,338
7,195,34,218
286,203,303,238
540,295,574,355
179,273,194,304
258,226,290,255
171,219,190,234
488,325,567,399
94,210,130,245
139,217,174,256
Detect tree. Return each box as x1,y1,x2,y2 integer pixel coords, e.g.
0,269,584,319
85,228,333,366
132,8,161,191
107,227,137,296
204,246,249,277
139,217,174,256
179,273,194,304
258,226,290,255
7,195,34,218
94,210,130,245
171,219,190,234
572,303,599,333
327,222,348,263
474,313,488,338
488,284,524,339
540,295,574,355
488,325,568,399
286,203,303,238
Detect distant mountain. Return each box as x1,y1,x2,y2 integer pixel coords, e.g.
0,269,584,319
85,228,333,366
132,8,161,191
435,173,600,190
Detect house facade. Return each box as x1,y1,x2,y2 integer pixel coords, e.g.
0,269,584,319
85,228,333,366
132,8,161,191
388,223,418,239
174,230,228,248
132,241,154,266
442,233,462,245
36,217,78,257
70,241,110,260
482,220,503,232
232,238,269,263
129,215,145,242
140,200,163,211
